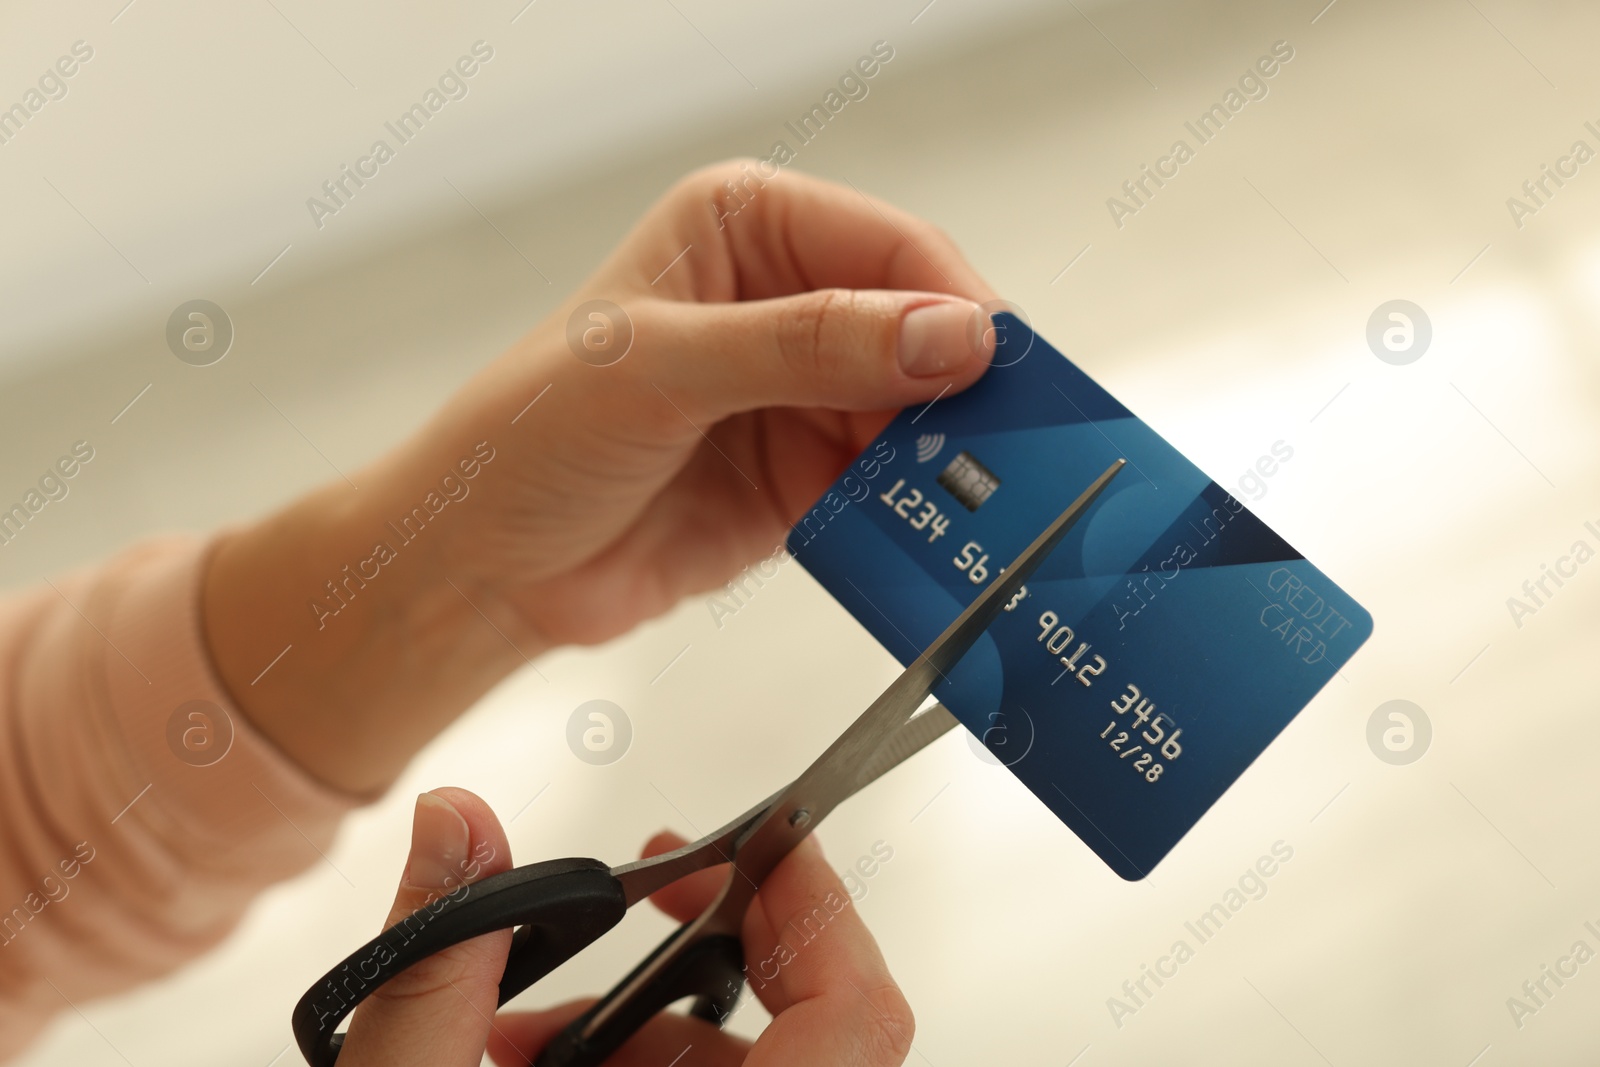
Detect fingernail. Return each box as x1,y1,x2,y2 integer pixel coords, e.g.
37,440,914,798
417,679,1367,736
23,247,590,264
404,792,471,891
898,301,982,378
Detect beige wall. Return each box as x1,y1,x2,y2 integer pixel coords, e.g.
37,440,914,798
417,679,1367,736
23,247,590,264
4,0,1598,1063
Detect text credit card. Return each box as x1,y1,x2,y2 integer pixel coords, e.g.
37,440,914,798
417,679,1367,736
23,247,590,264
786,313,1373,879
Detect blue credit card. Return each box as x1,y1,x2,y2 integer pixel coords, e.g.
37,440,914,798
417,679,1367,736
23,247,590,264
785,313,1373,880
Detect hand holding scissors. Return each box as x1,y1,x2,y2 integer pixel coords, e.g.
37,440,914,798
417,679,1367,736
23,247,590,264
294,459,1125,1066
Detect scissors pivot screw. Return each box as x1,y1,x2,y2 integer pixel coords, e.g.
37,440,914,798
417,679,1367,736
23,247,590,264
787,809,811,829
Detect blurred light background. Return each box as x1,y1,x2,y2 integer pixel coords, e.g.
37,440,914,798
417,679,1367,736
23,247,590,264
3,0,1598,1064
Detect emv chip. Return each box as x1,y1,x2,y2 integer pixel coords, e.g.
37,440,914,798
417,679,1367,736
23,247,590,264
937,450,1001,511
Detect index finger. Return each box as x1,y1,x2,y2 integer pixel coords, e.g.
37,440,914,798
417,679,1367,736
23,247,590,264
740,835,915,1065
611,160,1000,305
635,830,915,1065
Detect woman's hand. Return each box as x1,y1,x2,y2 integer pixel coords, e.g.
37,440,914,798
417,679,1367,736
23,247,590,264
337,789,915,1067
420,161,999,647
203,162,997,793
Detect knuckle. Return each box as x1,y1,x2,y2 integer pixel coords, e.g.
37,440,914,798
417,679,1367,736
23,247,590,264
919,218,955,249
774,288,854,381
911,219,959,264
359,927,509,1009
672,158,763,208
364,950,465,1006
854,983,916,1065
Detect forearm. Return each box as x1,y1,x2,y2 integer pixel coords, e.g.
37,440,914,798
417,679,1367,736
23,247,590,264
0,433,537,1057
201,436,536,797
0,538,359,1060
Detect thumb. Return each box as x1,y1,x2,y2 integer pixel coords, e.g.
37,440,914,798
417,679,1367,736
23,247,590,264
339,788,515,1067
639,290,995,422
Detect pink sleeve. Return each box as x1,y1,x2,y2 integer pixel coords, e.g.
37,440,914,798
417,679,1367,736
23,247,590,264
0,536,361,1061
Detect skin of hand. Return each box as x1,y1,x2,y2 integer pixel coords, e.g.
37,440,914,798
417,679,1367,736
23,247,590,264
203,160,999,795
338,789,915,1067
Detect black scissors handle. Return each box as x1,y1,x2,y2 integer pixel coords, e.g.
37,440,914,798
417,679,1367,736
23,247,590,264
292,857,627,1067
536,922,746,1066
293,788,782,1066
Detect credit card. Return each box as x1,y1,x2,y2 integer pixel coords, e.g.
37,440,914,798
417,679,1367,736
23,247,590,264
786,313,1372,880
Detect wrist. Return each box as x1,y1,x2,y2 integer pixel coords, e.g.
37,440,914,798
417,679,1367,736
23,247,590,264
202,464,536,795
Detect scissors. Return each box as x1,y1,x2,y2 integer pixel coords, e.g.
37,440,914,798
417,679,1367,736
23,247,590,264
293,458,1125,1066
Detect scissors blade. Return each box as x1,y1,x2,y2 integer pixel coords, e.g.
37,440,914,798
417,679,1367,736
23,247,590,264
733,457,1125,880
853,701,960,792
610,701,960,907
609,788,778,907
